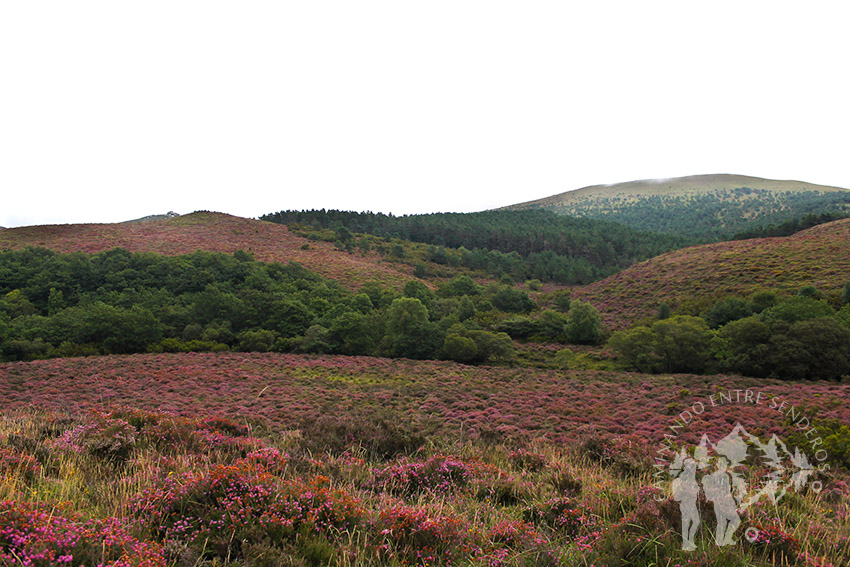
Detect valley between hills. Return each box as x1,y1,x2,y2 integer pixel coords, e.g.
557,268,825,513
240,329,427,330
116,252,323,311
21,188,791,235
1,174,849,566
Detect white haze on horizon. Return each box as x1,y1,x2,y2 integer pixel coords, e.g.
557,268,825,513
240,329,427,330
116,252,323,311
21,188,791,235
2,1,850,228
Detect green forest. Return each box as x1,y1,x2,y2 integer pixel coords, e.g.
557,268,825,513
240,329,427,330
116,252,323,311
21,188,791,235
0,247,603,364
542,188,850,240
732,210,850,239
609,286,850,380
261,209,689,284
2,247,848,380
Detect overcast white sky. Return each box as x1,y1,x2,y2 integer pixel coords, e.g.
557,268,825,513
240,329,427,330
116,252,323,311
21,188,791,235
2,2,849,227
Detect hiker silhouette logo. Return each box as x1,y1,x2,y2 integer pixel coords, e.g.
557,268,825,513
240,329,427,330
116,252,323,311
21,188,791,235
668,423,817,550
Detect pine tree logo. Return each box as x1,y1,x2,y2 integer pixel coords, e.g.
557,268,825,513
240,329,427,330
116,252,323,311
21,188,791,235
669,423,816,550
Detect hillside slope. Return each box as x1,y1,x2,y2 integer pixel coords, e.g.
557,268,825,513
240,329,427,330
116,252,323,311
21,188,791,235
576,218,850,328
0,211,412,289
121,211,181,223
503,174,850,239
1,352,848,567
262,208,688,284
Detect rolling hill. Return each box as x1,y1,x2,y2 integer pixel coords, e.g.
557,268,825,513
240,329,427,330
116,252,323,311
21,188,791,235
503,174,850,239
0,211,414,289
575,217,850,328
121,211,181,223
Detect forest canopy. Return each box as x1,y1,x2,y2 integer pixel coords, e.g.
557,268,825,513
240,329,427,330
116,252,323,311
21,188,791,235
0,247,603,363
260,209,689,284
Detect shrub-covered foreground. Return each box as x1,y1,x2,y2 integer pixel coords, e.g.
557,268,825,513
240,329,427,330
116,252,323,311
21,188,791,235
1,352,849,566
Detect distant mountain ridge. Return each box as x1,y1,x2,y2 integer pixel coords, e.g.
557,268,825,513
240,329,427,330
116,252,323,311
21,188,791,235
502,174,850,240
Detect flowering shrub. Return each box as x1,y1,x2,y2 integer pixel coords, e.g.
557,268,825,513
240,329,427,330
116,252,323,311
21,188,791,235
55,415,137,462
524,497,591,539
287,475,364,535
508,449,548,472
375,505,479,565
132,462,362,561
76,409,265,462
747,523,800,562
469,462,533,506
374,455,471,496
243,447,289,474
111,409,204,454
0,500,166,566
0,446,41,483
578,433,654,477
622,485,679,532
822,479,849,504
1,354,849,567
486,520,543,550
548,465,583,497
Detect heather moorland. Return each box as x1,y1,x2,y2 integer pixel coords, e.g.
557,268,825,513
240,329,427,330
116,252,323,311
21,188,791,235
577,219,850,329
1,202,849,566
0,352,848,566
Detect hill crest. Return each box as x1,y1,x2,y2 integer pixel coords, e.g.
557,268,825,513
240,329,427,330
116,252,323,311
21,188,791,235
506,173,850,208
575,217,850,328
502,174,850,240
0,211,413,289
121,211,181,223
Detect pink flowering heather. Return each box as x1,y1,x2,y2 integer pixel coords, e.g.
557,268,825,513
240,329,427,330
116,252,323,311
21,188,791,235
242,447,289,474
54,415,137,462
373,455,472,496
746,523,800,562
0,500,166,567
131,461,362,561
524,497,593,540
374,504,480,565
0,446,41,483
508,449,549,472
7,352,847,450
487,519,544,550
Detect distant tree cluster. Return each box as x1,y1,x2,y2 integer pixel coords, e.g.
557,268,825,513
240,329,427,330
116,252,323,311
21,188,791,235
0,248,605,363
260,209,687,284
731,211,850,240
610,286,850,380
545,188,850,240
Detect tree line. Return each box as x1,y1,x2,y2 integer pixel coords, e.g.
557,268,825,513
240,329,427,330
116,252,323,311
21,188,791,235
731,211,850,239
260,209,688,284
0,247,604,364
609,285,850,380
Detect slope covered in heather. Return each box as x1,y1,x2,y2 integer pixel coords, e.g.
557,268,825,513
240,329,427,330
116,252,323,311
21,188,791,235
2,351,849,448
502,174,850,239
2,352,848,566
0,211,413,289
576,218,850,328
